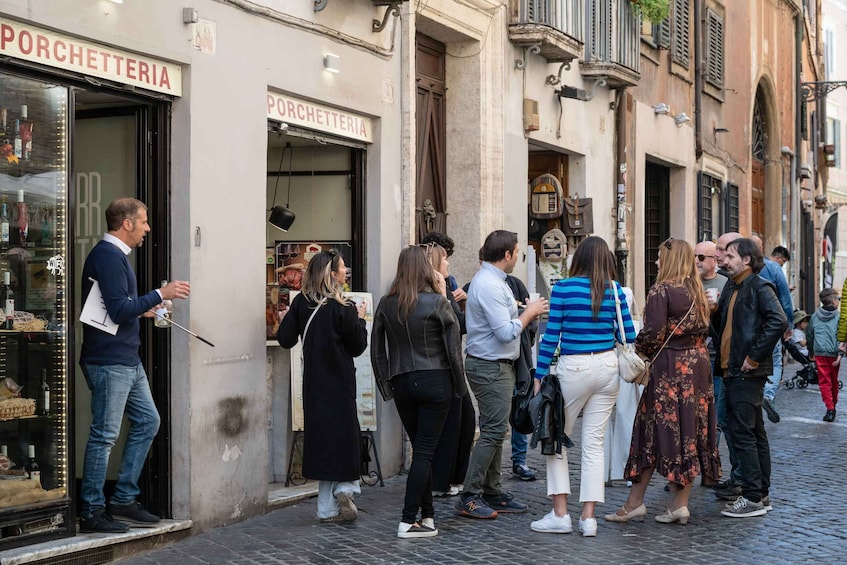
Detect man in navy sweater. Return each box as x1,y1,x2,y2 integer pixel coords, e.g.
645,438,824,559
79,198,190,533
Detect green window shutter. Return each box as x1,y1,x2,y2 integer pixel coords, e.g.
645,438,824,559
706,10,724,88
672,0,690,67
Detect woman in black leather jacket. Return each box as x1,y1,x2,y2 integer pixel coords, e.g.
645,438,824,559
371,245,466,539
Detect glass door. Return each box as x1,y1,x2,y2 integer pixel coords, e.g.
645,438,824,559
0,71,72,548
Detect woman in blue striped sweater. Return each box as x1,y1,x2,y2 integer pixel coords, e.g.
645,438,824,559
530,236,636,537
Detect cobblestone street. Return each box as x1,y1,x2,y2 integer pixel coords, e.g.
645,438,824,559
121,361,847,564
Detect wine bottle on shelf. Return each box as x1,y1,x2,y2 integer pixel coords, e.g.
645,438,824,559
2,272,14,330
13,119,22,160
40,369,50,416
154,280,173,328
19,105,33,161
17,189,28,246
25,445,40,483
0,195,9,249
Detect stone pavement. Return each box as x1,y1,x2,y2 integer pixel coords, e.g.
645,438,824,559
120,360,847,564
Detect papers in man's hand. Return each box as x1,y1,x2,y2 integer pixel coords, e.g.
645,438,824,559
79,279,119,335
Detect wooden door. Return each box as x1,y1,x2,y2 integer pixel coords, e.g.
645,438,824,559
751,159,765,238
415,34,446,241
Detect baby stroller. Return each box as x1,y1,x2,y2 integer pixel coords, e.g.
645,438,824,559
782,338,817,389
782,339,844,390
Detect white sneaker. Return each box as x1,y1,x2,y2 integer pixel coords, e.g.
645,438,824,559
579,517,598,537
397,521,438,538
421,517,435,529
447,486,461,496
531,510,573,534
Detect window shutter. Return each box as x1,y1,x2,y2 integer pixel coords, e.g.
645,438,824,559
672,0,690,67
725,182,739,233
706,10,724,88
658,17,671,49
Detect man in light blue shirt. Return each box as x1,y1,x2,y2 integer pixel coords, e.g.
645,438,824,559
456,230,547,520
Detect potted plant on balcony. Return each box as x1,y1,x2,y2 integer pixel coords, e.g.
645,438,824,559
630,0,670,23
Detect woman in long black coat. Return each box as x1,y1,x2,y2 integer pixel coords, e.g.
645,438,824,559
278,250,368,522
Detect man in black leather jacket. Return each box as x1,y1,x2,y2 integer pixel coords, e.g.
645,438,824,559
712,238,787,519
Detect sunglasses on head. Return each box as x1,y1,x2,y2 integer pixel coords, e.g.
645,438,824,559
663,238,674,250
696,254,715,261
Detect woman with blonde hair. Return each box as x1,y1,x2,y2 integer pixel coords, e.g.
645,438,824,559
605,238,720,526
278,250,368,523
372,245,466,538
531,236,636,537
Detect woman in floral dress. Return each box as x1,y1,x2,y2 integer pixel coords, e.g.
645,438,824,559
605,238,720,525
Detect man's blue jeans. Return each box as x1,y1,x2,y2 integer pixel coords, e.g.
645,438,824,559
80,363,161,517
763,341,783,401
511,429,528,467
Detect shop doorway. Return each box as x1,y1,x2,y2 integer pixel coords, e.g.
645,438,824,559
72,90,171,518
265,124,366,484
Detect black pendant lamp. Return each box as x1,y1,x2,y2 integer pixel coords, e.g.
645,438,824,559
269,142,296,231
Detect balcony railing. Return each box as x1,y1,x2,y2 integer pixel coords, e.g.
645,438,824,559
509,0,585,63
580,0,640,87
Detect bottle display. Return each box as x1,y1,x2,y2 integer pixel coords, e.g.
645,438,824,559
40,370,50,416
2,272,14,330
0,196,9,248
16,189,27,246
25,445,39,483
0,70,71,545
12,119,21,160
154,280,173,328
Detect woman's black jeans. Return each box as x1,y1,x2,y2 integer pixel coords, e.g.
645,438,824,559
392,369,452,524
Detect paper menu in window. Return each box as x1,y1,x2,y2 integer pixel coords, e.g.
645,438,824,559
79,279,119,335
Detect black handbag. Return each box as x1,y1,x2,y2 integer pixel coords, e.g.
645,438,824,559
509,329,536,434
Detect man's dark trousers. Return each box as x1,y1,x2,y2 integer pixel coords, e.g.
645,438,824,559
723,376,771,502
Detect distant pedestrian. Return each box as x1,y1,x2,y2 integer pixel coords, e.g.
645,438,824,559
790,310,811,357
807,288,842,422
277,250,368,523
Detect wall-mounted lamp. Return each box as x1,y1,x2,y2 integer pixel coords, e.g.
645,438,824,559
109,0,124,3
780,146,794,157
324,53,340,74
652,103,670,115
269,142,296,232
674,112,691,126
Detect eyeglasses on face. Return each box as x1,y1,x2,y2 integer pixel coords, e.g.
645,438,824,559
696,254,715,262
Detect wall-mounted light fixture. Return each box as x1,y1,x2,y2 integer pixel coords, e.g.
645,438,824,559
109,0,124,4
324,53,340,74
674,112,691,126
653,103,670,115
269,142,296,232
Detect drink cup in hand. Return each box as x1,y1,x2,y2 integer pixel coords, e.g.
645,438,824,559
705,288,719,305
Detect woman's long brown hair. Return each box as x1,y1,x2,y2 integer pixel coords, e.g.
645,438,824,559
568,236,618,319
656,238,709,326
387,246,439,321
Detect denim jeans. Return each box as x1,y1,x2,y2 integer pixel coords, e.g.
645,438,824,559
80,363,161,517
723,377,771,502
392,369,452,523
510,430,528,467
763,341,783,401
463,357,514,496
316,480,361,519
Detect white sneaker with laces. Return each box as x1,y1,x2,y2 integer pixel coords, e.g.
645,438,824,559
579,517,598,537
531,510,573,533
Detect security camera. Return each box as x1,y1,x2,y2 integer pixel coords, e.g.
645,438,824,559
279,122,289,132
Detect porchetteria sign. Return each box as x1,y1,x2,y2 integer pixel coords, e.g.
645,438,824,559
0,18,182,96
267,91,372,143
